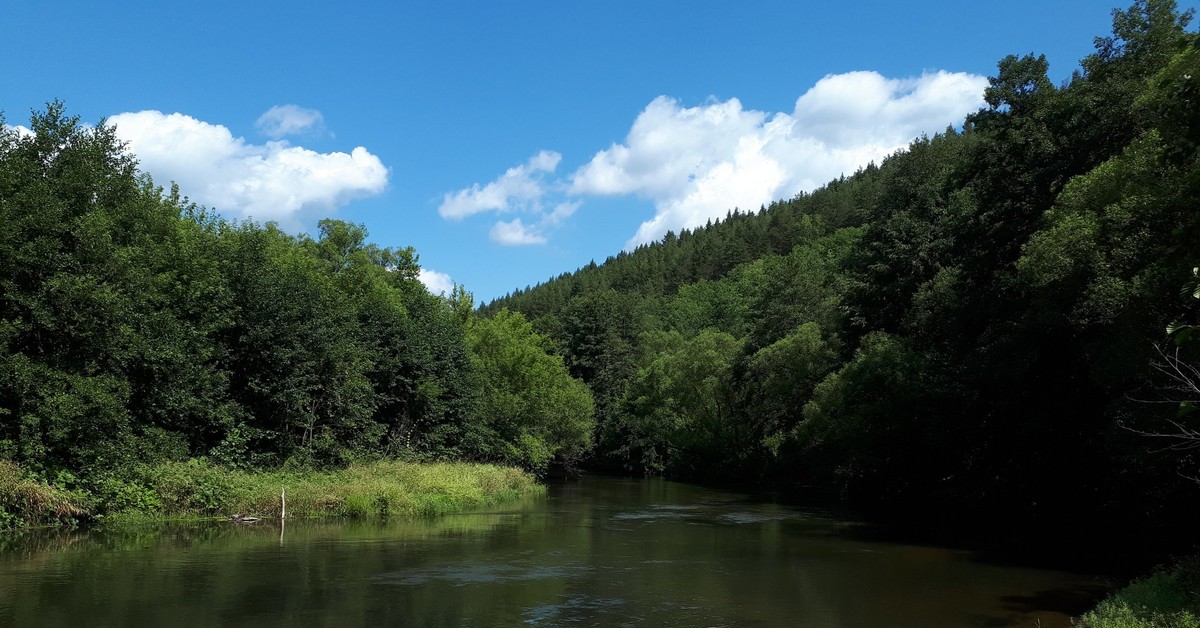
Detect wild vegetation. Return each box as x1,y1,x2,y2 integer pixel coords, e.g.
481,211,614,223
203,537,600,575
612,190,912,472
0,102,591,527
3,5,1200,624
0,458,539,527
1079,559,1200,627
486,0,1200,556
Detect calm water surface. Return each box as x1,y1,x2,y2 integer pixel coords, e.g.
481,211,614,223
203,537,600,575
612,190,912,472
0,476,1107,627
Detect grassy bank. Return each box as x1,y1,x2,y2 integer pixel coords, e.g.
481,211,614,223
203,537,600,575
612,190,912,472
0,461,87,528
1077,559,1200,628
0,458,543,528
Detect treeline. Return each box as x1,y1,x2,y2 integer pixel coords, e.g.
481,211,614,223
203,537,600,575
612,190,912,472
0,104,593,509
485,0,1200,545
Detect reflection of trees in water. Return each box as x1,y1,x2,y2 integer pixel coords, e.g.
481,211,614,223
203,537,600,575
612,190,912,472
0,512,535,627
0,477,1102,628
3,510,533,557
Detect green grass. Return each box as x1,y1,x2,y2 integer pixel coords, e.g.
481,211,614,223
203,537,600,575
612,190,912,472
1,458,543,528
0,460,88,528
1078,559,1200,628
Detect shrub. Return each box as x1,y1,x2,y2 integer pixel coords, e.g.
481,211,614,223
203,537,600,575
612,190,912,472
0,460,87,528
1078,560,1200,628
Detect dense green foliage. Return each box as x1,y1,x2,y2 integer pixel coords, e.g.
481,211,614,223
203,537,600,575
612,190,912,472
0,102,593,517
1079,559,1200,627
465,309,594,470
0,457,539,527
0,460,85,528
485,0,1200,546
3,4,1199,587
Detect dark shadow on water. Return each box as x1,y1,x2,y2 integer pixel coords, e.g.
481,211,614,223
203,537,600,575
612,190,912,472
827,513,1196,581
956,585,1116,628
1,474,1151,628
999,585,1113,616
556,470,1128,627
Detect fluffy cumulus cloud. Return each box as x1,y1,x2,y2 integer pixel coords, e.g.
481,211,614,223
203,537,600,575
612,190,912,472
4,124,34,139
439,69,987,248
255,104,325,138
574,70,988,247
486,200,580,246
490,218,547,246
108,109,388,229
438,150,561,220
418,268,454,296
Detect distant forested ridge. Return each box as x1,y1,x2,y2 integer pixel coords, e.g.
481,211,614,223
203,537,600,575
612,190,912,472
485,0,1200,549
3,0,1199,559
0,103,594,508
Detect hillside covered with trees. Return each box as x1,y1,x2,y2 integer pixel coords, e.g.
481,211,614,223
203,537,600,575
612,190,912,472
0,104,593,519
3,0,1199,577
484,0,1200,556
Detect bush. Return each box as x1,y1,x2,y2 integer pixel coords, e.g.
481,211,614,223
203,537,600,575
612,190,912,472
0,460,87,528
1079,559,1200,628
0,457,541,527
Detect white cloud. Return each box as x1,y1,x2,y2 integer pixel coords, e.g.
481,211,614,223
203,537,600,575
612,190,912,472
544,200,581,227
490,218,547,246
572,70,988,247
256,104,325,138
570,96,771,199
438,150,561,220
4,124,34,139
792,70,986,147
438,69,986,248
108,110,388,229
418,268,454,296
484,201,579,246
438,155,577,246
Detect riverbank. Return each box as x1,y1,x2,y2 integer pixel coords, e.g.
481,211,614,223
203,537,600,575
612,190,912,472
1077,558,1200,627
1,474,1110,626
0,459,543,528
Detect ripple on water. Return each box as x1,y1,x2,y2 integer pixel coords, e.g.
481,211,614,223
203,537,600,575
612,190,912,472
612,504,801,526
610,503,702,521
523,593,627,625
371,560,592,586
718,511,793,524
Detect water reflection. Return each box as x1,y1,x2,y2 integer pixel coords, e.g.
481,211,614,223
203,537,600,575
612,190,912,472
0,476,1105,627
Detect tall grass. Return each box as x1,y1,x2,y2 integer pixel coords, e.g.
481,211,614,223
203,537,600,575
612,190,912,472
1077,559,1200,628
0,461,87,528
1,458,542,528
112,459,543,521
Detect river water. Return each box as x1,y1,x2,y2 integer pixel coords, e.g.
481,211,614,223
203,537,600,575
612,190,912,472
0,476,1106,627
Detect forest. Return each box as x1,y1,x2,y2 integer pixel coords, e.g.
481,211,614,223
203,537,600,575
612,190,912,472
485,0,1200,557
1,0,1198,571
0,103,593,519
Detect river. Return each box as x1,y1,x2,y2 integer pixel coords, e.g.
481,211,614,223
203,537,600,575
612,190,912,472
0,475,1106,627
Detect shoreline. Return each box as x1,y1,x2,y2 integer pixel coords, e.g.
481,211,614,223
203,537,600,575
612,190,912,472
1075,558,1200,627
0,459,544,530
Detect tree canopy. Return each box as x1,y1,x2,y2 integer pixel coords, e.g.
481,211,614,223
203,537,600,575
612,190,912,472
0,104,594,492
3,0,1199,562
483,0,1200,551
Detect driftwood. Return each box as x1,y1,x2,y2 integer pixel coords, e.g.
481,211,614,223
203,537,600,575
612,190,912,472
228,514,262,524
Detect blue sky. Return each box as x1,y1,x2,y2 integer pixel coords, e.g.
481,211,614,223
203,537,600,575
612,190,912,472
4,1,1194,302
